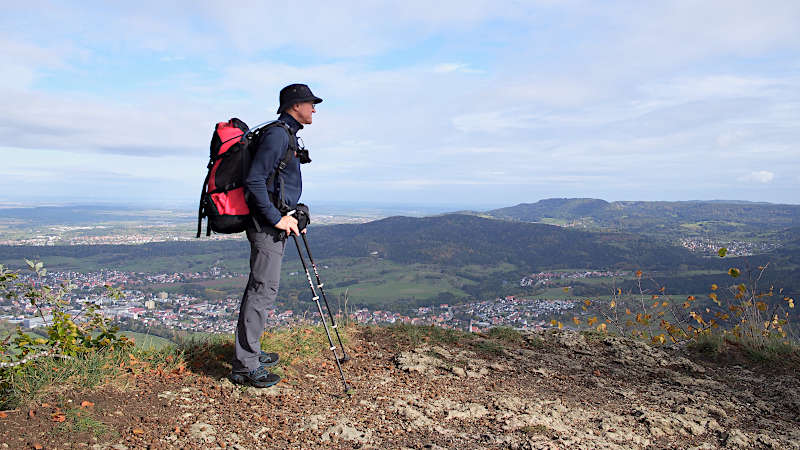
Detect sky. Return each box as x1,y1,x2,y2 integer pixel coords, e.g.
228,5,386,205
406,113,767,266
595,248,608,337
1,0,799,209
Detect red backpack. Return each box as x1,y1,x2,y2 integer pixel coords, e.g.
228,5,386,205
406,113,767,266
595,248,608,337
196,118,294,237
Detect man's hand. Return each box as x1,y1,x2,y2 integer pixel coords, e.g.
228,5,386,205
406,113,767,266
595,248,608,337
275,215,299,237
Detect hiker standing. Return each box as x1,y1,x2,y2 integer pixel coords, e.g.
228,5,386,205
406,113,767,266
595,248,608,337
229,84,322,387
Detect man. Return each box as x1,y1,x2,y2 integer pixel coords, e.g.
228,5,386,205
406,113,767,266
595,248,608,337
230,83,322,387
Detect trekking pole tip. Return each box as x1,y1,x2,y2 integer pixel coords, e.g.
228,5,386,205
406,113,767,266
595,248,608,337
338,353,351,363
344,384,355,395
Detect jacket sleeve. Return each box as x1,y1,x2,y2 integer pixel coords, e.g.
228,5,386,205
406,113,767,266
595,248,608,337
244,127,288,226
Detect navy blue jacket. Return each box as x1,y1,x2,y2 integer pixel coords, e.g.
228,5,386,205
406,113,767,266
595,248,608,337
244,113,303,226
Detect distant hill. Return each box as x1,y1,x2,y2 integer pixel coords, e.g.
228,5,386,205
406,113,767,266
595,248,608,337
486,198,800,236
1,214,707,273
305,214,706,271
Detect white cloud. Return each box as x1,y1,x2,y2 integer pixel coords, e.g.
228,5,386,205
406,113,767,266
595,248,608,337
432,63,482,74
434,63,467,73
740,171,776,183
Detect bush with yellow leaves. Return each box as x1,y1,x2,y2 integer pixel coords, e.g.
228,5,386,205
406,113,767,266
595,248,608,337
558,249,796,357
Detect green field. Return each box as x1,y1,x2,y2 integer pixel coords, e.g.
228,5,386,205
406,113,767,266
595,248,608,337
281,257,481,305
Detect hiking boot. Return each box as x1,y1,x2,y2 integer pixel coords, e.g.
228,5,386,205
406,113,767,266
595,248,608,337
259,351,279,367
229,365,281,388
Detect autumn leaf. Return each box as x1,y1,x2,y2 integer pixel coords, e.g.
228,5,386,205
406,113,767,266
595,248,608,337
28,409,35,418
687,295,696,301
583,299,591,306
572,317,580,325
80,401,94,408
625,308,632,315
550,319,558,327
711,284,718,291
635,270,642,278
562,287,570,293
0,412,7,418
587,317,598,326
737,284,746,294
51,413,66,423
728,268,741,278
609,300,616,308
133,428,144,435
717,248,728,258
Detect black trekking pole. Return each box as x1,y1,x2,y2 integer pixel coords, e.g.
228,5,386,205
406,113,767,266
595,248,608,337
300,233,350,362
292,234,351,394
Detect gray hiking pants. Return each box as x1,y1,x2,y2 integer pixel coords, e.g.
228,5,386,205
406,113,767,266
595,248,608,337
233,226,286,373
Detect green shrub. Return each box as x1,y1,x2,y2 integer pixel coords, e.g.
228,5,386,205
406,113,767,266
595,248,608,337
487,326,523,344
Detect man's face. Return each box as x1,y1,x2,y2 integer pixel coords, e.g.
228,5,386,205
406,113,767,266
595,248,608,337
292,101,316,125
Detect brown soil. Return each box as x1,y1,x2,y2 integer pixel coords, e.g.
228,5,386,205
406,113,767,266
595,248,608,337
1,327,798,449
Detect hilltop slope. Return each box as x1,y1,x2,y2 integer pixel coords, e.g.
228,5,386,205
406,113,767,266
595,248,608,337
1,326,797,449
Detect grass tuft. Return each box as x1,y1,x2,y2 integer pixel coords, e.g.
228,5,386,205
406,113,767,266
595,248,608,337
1,350,123,410
521,423,558,438
386,324,470,347
55,407,117,439
688,333,800,369
260,324,350,367
1,344,188,410
470,339,504,356
486,326,523,344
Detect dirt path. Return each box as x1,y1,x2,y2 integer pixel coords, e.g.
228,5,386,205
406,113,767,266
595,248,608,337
1,327,798,449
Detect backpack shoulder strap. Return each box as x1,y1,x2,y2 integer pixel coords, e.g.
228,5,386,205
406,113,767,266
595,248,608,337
263,121,297,213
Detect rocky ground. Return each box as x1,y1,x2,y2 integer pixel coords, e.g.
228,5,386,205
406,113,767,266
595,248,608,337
1,326,798,449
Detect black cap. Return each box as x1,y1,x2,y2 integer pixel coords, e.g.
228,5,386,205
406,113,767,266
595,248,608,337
277,84,323,114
